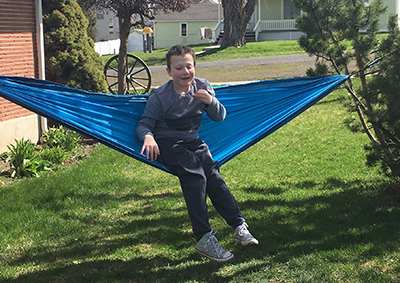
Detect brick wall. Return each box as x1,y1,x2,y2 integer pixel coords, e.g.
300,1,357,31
0,0,38,122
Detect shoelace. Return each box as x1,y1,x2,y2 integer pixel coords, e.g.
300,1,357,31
204,230,225,258
236,223,250,236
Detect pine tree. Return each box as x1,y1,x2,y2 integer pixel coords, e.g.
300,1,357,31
364,15,400,179
292,0,400,181
42,0,107,92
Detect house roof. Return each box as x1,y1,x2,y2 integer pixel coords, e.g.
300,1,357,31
154,0,221,21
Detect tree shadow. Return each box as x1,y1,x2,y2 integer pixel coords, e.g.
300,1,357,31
237,178,400,262
2,176,400,282
196,46,229,60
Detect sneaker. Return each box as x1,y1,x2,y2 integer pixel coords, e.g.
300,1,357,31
195,230,234,263
233,223,259,246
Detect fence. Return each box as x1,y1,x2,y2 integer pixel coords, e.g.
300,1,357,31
94,39,120,56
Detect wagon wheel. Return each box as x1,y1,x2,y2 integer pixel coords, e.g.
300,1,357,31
104,54,152,95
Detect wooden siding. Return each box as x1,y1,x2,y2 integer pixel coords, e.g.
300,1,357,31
260,0,282,21
0,0,38,122
154,21,217,49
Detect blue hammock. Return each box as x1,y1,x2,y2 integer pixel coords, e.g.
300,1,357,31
0,75,348,174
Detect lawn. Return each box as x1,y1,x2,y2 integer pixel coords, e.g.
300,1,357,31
1,85,399,282
102,40,305,67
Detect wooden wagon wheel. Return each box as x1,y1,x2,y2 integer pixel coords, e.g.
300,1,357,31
104,54,152,95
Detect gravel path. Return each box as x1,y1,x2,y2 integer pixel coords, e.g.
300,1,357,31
149,54,314,74
149,53,316,86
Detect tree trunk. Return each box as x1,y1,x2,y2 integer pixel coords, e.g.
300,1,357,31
117,15,132,94
221,0,257,47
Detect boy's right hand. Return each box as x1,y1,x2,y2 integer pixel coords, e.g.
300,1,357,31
141,134,160,161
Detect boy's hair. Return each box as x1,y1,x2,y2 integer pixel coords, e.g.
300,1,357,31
166,45,196,70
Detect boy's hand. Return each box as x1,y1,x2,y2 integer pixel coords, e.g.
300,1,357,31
192,89,213,105
140,134,160,161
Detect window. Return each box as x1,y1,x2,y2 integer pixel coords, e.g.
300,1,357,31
109,19,114,35
181,23,188,37
283,0,301,20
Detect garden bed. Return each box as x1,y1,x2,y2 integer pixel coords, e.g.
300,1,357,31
0,137,97,186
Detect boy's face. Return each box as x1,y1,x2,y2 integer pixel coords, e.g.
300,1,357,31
167,53,195,93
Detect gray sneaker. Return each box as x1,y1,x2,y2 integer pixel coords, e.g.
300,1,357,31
233,223,259,246
195,230,234,263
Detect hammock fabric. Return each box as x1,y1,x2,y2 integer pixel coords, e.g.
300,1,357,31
0,75,348,174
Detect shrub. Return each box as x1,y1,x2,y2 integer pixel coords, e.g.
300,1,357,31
39,147,69,165
0,151,8,161
40,126,81,151
42,0,108,93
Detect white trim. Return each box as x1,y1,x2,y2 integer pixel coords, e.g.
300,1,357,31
153,19,217,23
260,19,296,30
218,0,221,22
397,0,400,22
201,0,219,3
36,0,45,80
36,0,48,134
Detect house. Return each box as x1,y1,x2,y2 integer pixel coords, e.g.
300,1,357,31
379,0,400,31
94,10,146,55
251,0,302,41
152,0,400,49
251,0,400,41
152,0,221,49
95,10,120,42
0,0,46,153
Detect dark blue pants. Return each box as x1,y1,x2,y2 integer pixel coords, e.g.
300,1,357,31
156,138,245,241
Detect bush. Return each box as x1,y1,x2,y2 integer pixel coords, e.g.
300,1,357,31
40,125,81,151
0,151,8,161
2,127,85,179
39,147,69,165
42,0,108,93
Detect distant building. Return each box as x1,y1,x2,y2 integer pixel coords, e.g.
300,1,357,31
252,0,400,41
95,11,120,42
94,10,146,55
152,0,400,50
152,0,220,49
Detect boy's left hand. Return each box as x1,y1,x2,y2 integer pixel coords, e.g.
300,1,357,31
192,89,213,105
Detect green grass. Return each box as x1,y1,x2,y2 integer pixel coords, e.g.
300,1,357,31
1,88,399,282
102,40,305,67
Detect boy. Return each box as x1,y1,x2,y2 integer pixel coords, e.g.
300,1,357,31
136,45,258,263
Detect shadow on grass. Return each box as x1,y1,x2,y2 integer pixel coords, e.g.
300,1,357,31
139,56,166,67
239,178,400,262
196,47,230,60
3,177,400,282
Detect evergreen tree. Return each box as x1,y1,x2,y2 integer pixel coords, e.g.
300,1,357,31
42,0,107,92
292,0,400,181
364,15,400,179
